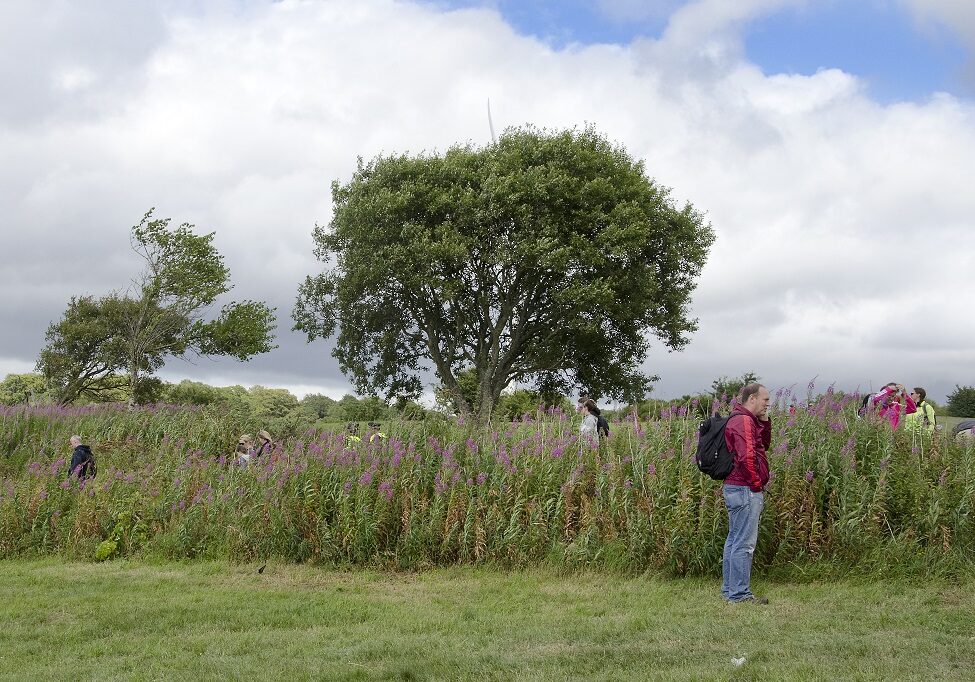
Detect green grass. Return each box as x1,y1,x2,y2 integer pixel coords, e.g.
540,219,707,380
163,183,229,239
1,560,973,681
939,416,973,433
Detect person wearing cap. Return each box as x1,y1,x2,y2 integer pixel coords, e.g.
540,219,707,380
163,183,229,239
235,434,255,467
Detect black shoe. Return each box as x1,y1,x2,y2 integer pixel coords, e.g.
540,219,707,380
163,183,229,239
730,596,768,605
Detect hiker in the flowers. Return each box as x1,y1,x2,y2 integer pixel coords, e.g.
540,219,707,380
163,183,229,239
904,387,936,433
721,383,772,605
871,383,916,429
579,399,599,443
68,435,96,479
234,434,255,467
254,430,275,458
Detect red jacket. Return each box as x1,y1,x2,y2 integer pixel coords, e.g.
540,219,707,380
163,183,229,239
723,405,772,492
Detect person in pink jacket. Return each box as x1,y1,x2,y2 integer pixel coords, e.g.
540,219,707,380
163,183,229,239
721,383,772,604
871,383,916,429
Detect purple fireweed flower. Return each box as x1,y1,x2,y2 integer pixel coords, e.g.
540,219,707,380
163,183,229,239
343,481,353,493
939,470,948,487
466,478,474,486
358,471,374,486
476,472,488,485
551,447,564,459
647,463,656,476
624,479,632,488
805,470,814,482
879,458,889,470
379,480,394,501
178,499,186,510
59,479,71,489
830,421,845,432
38,489,48,501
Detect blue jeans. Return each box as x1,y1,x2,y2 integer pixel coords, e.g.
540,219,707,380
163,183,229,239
722,484,764,602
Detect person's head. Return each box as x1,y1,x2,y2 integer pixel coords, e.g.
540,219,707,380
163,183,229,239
740,383,769,417
583,399,600,417
912,387,926,403
69,435,82,448
238,434,253,448
885,382,898,391
257,430,272,444
577,392,590,409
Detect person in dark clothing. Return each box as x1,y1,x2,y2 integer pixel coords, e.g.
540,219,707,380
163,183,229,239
721,383,772,604
68,435,96,479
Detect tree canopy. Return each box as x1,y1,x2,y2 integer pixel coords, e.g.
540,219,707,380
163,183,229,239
294,126,714,420
38,210,277,405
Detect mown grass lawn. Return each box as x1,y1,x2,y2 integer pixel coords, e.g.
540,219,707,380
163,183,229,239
1,560,973,681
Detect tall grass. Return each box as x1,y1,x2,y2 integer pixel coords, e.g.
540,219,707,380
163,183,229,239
1,387,973,578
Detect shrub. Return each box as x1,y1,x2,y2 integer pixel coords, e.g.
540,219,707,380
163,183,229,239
946,385,975,418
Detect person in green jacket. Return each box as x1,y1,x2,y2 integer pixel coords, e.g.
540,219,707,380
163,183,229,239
905,387,936,432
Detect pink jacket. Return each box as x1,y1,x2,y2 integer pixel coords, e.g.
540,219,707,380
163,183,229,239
723,405,772,492
871,387,916,429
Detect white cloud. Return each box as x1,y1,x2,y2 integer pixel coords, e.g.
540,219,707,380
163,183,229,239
1,0,973,403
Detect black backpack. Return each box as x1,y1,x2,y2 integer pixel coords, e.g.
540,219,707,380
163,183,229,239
596,415,610,438
695,414,734,480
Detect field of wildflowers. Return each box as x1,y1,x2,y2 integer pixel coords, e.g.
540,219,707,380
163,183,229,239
2,385,973,577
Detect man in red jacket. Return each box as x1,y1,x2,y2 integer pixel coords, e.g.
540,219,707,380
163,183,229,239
721,383,772,604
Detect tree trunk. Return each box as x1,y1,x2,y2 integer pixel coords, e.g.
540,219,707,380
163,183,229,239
128,358,139,409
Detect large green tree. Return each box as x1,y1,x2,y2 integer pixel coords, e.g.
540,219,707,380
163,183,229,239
294,127,714,420
38,210,277,405
0,373,47,405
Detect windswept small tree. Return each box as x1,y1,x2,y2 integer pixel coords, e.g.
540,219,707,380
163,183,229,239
294,126,714,420
38,210,277,405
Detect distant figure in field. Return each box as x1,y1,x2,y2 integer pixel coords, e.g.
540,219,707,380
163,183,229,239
254,430,274,458
68,435,96,479
580,399,599,442
904,388,936,433
235,434,255,467
871,383,916,429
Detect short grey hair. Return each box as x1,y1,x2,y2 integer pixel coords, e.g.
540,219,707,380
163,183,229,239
69,435,82,445
740,384,765,403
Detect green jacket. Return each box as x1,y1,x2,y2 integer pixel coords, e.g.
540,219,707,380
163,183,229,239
905,401,936,432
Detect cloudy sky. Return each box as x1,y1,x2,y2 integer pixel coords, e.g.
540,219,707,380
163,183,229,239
2,0,973,402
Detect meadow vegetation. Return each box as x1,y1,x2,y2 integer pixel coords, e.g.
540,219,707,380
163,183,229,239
2,385,973,579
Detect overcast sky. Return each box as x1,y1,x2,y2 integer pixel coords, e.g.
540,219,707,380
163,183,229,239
1,0,973,402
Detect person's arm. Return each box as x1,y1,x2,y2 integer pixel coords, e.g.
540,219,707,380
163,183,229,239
871,387,894,406
759,416,772,450
903,390,917,414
